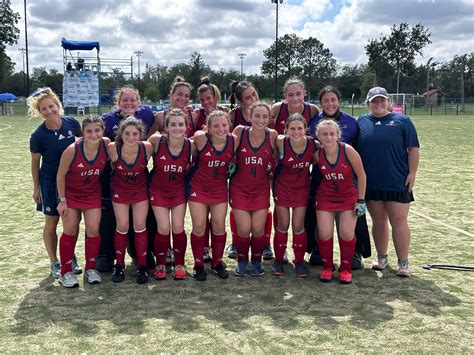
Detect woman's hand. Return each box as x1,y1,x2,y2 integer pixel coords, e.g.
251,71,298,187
57,201,68,216
405,173,416,192
33,188,41,204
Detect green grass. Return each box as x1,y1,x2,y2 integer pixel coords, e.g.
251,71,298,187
0,114,473,352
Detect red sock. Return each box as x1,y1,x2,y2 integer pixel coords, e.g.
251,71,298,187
172,231,187,266
273,206,278,229
318,238,334,269
204,217,210,248
292,230,307,264
211,232,227,268
251,234,266,262
264,211,272,246
134,229,148,268
339,237,356,272
234,234,250,262
273,229,288,262
85,235,101,270
114,230,128,267
191,233,205,268
59,233,75,275
230,209,237,245
154,232,169,266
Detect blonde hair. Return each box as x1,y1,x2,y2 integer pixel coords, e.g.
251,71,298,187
206,110,229,133
27,88,64,118
198,76,221,104
250,102,271,116
165,108,188,127
170,76,193,96
114,87,141,108
283,77,305,93
316,119,341,137
114,116,144,145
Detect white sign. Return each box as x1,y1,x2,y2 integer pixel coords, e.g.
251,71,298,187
63,70,99,107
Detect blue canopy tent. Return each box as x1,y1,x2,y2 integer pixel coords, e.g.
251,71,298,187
0,93,18,102
61,38,100,52
0,93,18,115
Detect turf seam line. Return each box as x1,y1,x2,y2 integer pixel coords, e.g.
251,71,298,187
411,209,474,238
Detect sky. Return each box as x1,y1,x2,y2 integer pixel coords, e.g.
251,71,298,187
6,0,474,77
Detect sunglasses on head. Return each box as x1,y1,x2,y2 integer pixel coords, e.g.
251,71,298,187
31,87,52,97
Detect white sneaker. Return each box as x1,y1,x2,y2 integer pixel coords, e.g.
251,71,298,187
72,254,83,275
59,271,79,288
372,255,389,270
85,269,102,284
396,260,411,277
50,260,61,279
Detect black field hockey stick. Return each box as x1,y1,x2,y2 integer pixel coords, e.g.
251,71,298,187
421,264,474,271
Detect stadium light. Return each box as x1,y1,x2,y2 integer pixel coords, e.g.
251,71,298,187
271,0,283,102
134,51,143,92
238,53,247,80
18,48,26,96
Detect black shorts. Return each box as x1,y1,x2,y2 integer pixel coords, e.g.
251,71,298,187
365,189,414,203
36,176,59,216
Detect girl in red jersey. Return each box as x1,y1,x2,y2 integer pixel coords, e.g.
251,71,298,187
230,103,278,277
272,114,318,278
188,110,238,281
271,77,319,134
107,117,154,284
148,109,194,280
56,116,110,288
315,119,366,284
148,76,196,137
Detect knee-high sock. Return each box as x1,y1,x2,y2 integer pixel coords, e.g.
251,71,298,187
264,211,272,247
85,235,101,270
292,230,307,264
230,209,237,245
211,232,227,268
234,233,250,262
339,237,356,272
172,231,187,266
191,233,205,268
273,229,288,262
154,232,169,266
317,237,334,269
60,233,75,275
114,230,128,267
251,234,266,262
134,229,148,268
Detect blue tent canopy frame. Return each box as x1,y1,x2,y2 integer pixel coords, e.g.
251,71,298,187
61,38,100,52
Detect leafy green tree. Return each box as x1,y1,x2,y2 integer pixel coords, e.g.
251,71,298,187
0,0,20,90
31,67,63,94
366,23,431,93
143,84,160,103
262,34,302,82
335,64,367,101
188,52,211,98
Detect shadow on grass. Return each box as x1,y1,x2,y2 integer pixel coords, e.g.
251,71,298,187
11,263,461,336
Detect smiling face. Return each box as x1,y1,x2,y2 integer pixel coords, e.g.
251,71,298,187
368,96,390,117
208,114,230,139
171,86,191,109
317,124,340,148
284,83,305,109
321,92,340,117
38,98,61,121
240,87,259,109
83,122,104,143
119,92,140,116
251,105,270,130
121,125,141,146
166,114,187,139
199,89,216,111
286,119,306,140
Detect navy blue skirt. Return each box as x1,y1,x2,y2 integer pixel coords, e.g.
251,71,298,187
365,189,414,203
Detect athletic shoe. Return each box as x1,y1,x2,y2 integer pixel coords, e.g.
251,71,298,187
371,255,389,270
59,271,79,288
166,249,174,266
351,252,364,270
282,251,289,265
96,255,114,273
211,263,229,279
203,247,212,263
251,260,265,276
339,270,353,284
234,260,248,277
396,259,411,277
262,245,274,260
85,269,101,284
271,261,284,276
172,265,187,280
308,249,324,266
319,267,333,282
136,267,149,284
50,260,61,279
152,265,167,280
226,244,238,259
294,262,310,278
111,265,125,283
193,266,207,281
72,254,83,275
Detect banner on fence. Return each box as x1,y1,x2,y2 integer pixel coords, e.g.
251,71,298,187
63,70,99,107
392,105,404,114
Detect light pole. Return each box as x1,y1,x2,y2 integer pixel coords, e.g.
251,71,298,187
271,0,283,103
23,0,30,95
134,51,143,92
18,48,26,96
238,53,246,80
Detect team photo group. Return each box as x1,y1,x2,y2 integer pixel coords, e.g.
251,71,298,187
29,75,420,288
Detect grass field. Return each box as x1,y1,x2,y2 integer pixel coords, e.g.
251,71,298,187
0,114,472,353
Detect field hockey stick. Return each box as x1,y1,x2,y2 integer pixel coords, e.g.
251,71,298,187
421,264,474,271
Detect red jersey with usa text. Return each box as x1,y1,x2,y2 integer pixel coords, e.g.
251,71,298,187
274,102,313,134
233,107,252,127
275,137,317,190
187,106,227,137
65,138,108,196
149,136,191,197
230,127,273,196
317,142,357,201
111,142,148,194
190,134,234,190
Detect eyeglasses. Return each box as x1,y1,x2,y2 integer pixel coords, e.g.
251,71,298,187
31,87,52,97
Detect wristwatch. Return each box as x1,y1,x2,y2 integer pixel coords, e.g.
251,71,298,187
57,196,67,203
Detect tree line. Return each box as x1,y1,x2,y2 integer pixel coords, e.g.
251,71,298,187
0,0,472,102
